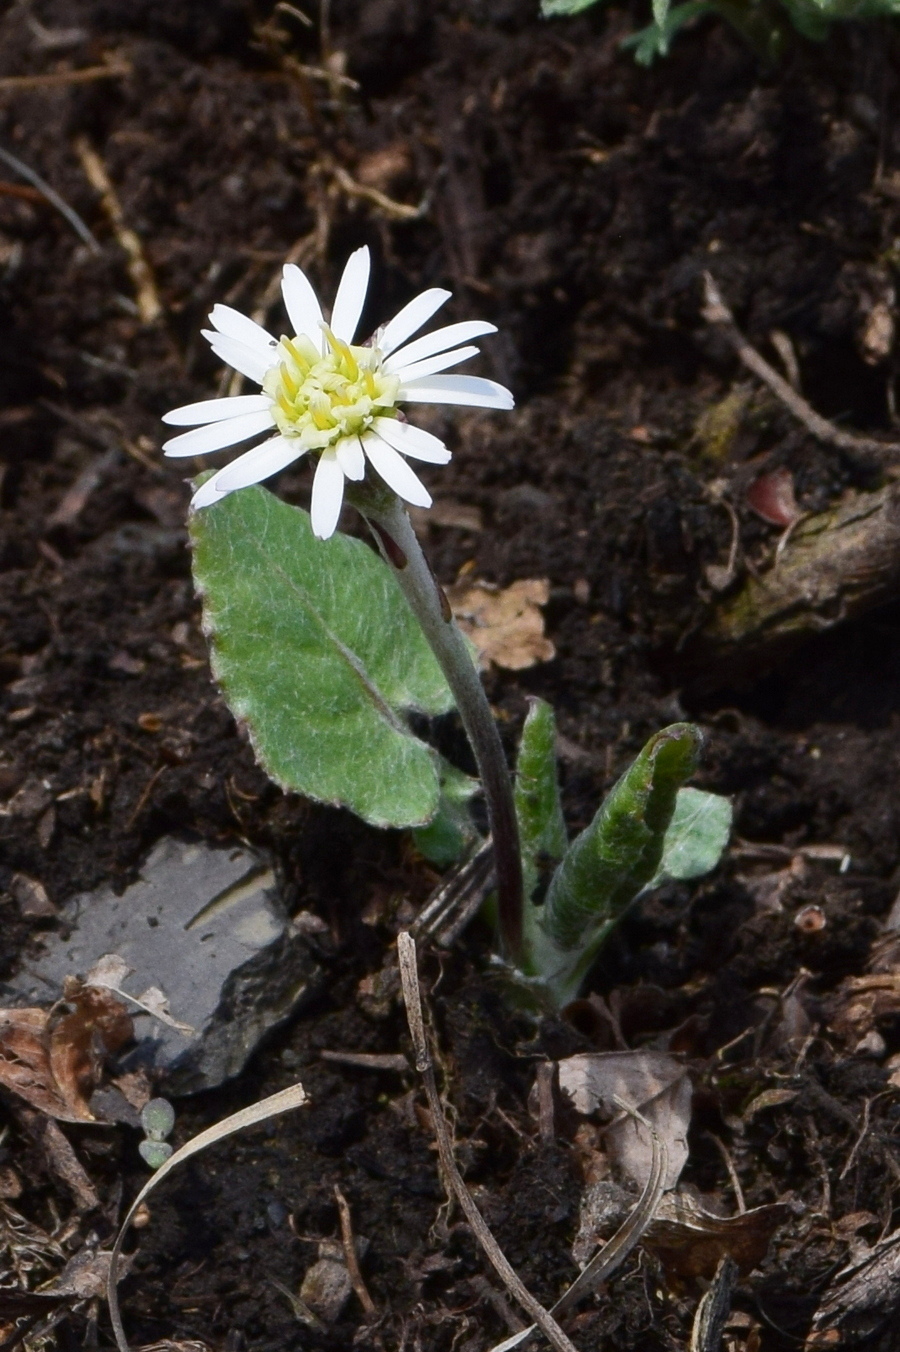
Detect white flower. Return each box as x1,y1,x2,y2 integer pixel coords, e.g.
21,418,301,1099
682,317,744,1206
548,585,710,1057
162,246,513,540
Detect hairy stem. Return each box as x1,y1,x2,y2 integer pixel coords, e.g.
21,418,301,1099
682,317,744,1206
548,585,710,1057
359,489,524,959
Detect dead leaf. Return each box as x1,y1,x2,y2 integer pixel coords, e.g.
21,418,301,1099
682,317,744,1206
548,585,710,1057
86,953,133,989
806,1228,900,1348
134,987,195,1035
445,578,555,671
826,929,900,1049
16,1106,100,1211
9,872,56,917
0,1165,21,1198
746,467,801,527
557,1050,691,1190
645,1190,788,1280
0,982,132,1122
742,1087,799,1121
44,1246,133,1298
86,953,195,1035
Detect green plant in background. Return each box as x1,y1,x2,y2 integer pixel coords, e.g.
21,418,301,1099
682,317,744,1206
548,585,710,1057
542,0,900,64
170,249,732,1012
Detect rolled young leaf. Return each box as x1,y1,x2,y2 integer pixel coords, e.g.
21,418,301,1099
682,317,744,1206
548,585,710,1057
190,485,454,828
541,724,702,952
515,697,567,901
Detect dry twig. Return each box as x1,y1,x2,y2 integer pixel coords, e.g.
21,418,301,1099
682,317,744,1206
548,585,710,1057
702,273,900,461
74,136,162,323
330,163,425,222
0,62,130,93
412,837,495,947
490,1095,667,1352
396,933,580,1352
333,1184,378,1321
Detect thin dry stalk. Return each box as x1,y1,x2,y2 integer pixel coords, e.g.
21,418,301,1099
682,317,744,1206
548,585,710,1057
0,62,130,92
74,136,162,323
489,1098,667,1352
0,144,99,251
107,1083,308,1352
333,1184,378,1321
412,837,495,947
704,1132,746,1214
702,273,900,461
330,163,424,221
396,933,579,1352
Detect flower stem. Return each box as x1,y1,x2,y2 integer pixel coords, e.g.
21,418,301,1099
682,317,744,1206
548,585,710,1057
359,491,524,959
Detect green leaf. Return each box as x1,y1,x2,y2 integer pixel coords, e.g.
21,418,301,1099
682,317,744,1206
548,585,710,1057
652,0,672,26
515,698,567,900
652,786,732,885
190,486,454,829
413,760,481,867
621,0,713,61
522,725,703,1005
540,0,603,15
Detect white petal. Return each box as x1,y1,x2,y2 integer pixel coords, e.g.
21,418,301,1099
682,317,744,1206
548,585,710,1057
202,330,274,384
190,470,229,510
209,304,277,356
335,435,365,481
371,416,451,464
390,345,479,385
362,433,432,508
216,436,304,492
384,321,496,373
282,264,324,347
163,394,272,427
163,409,276,457
379,288,452,356
398,375,514,410
330,246,371,344
310,451,346,540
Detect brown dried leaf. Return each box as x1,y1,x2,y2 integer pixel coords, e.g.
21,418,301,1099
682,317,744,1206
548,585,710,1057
806,1229,900,1348
557,1050,691,1190
0,1007,79,1120
48,980,133,1119
645,1189,789,1279
0,982,132,1122
45,1247,133,1299
445,578,555,671
827,931,900,1049
742,1087,800,1120
9,872,56,917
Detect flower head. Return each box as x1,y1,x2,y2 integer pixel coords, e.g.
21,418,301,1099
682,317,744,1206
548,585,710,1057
162,247,513,539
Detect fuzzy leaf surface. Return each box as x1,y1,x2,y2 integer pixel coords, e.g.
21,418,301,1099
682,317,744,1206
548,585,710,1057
653,786,732,884
540,0,601,12
541,723,702,952
413,759,481,866
515,697,567,900
191,486,453,828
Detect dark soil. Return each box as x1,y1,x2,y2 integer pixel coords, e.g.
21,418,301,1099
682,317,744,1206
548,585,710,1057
2,2,900,1349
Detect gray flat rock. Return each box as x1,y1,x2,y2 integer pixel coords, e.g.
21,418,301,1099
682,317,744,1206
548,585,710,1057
5,836,322,1095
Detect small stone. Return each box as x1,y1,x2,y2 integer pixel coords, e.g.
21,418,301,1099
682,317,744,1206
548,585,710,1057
4,836,323,1094
300,1258,352,1322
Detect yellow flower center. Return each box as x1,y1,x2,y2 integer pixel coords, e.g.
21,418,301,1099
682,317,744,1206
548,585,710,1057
262,326,400,450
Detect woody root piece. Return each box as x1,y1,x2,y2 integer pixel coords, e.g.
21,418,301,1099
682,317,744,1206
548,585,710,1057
688,479,900,678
